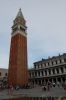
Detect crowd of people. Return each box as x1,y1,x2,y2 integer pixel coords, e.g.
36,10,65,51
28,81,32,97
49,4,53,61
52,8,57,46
42,81,66,91
0,80,66,95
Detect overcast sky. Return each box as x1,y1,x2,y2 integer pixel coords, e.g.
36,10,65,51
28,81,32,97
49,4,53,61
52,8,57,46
0,0,66,68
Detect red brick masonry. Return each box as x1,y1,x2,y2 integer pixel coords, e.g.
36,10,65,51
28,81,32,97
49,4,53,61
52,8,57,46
8,33,28,87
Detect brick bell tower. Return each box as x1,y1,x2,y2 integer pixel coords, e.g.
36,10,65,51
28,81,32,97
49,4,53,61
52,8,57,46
8,9,28,87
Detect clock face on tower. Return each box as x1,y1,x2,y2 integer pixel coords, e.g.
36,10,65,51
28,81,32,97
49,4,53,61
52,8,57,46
8,9,28,87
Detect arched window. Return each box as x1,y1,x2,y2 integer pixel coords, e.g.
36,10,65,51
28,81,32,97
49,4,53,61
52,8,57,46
45,70,47,75
60,59,61,63
5,73,7,76
38,71,40,76
52,61,53,65
32,72,34,77
60,67,63,73
41,71,43,76
38,65,39,68
56,68,59,74
48,69,51,75
34,65,36,69
53,61,56,65
46,63,48,67
52,69,55,74
41,63,42,67
35,72,37,76
20,26,25,32
44,63,46,67
64,59,66,62
61,59,64,63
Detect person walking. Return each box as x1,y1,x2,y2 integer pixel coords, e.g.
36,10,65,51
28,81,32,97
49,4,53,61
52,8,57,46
47,81,50,91
8,83,13,95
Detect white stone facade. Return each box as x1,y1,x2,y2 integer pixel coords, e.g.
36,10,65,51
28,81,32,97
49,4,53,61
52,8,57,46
29,53,66,85
0,68,8,81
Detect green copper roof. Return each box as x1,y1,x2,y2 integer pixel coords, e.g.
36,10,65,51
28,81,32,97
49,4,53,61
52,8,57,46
16,8,25,19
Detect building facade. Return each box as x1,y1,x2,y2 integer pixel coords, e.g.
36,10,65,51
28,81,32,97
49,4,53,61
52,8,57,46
29,53,66,85
0,68,8,86
8,9,28,87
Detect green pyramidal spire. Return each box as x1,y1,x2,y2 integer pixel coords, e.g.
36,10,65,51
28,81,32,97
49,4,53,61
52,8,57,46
16,8,25,20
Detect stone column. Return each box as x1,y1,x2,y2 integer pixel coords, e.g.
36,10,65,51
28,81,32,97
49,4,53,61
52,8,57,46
37,72,38,77
40,71,42,77
63,66,66,73
34,80,35,85
33,80,35,85
51,69,53,75
37,80,39,85
55,69,57,74
43,70,45,76
44,79,45,83
60,78,63,85
47,69,49,76
33,72,35,77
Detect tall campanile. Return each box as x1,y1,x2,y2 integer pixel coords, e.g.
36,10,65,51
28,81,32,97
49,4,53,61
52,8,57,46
8,9,28,87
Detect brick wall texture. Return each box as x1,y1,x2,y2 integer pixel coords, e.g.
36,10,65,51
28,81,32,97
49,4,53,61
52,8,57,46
8,33,28,87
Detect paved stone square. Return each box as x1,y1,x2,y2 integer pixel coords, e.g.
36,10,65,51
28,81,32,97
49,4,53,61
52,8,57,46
0,86,66,99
